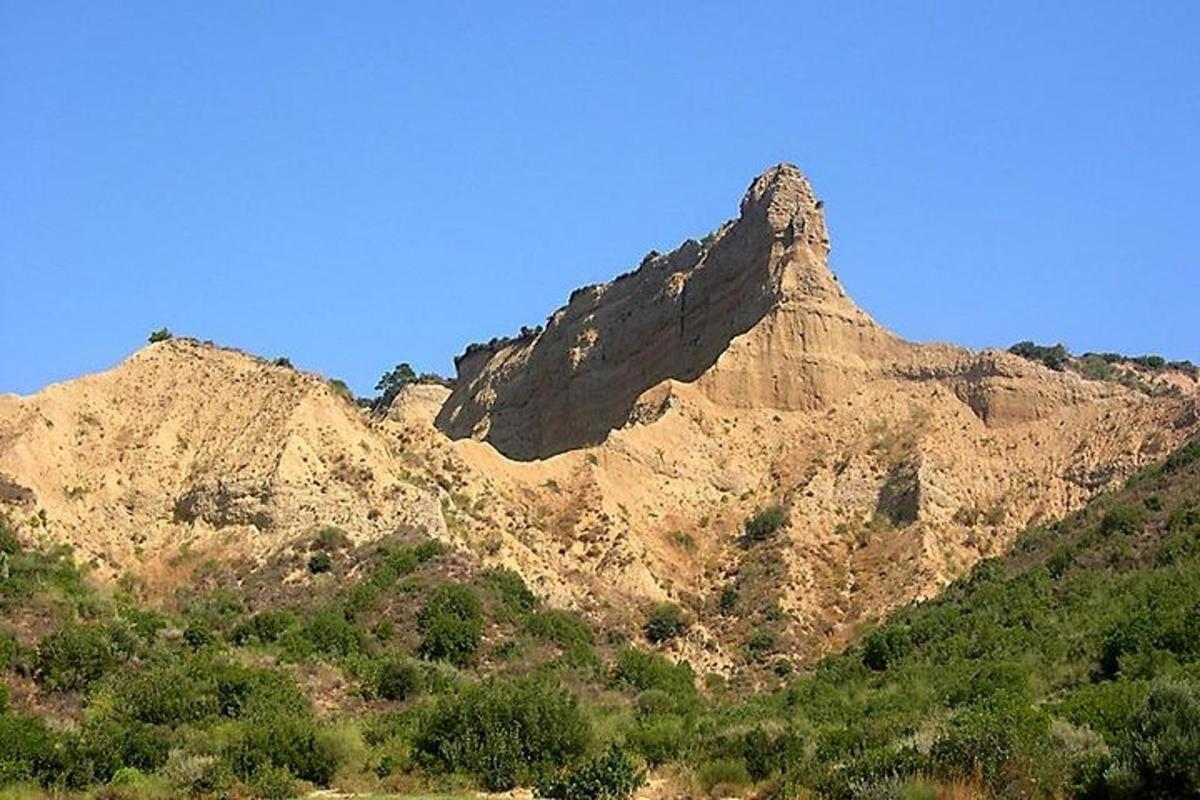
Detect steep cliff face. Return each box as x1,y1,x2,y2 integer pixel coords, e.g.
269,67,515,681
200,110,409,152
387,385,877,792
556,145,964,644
435,164,859,458
436,164,1116,460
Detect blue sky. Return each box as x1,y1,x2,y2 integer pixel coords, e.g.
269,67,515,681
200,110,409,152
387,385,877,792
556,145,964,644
2,2,1197,396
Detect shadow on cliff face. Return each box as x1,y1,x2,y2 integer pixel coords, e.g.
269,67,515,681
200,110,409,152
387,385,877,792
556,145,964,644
435,225,782,460
433,165,845,461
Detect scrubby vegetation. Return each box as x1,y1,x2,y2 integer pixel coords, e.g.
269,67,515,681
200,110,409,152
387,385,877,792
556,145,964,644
1009,340,1199,383
2,436,1199,798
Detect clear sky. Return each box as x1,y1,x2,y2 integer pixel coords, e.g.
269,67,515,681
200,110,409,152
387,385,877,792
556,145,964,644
2,2,1197,396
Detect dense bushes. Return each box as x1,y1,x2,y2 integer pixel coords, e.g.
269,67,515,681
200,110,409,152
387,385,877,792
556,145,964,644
1106,679,1200,797
537,744,645,800
417,583,483,665
4,437,1200,798
34,623,138,691
414,676,591,790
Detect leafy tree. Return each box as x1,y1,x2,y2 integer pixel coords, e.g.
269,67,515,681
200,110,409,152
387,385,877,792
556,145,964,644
373,362,417,411
147,328,173,344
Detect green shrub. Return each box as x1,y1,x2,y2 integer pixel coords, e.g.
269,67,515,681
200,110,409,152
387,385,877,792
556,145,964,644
861,626,913,671
1106,678,1200,797
34,624,137,691
301,609,362,658
0,714,54,784
536,744,645,800
525,609,598,669
747,629,776,660
307,551,333,574
375,658,424,702
418,584,483,666
147,328,172,344
644,603,687,644
1009,341,1069,371
1100,504,1145,536
743,505,788,545
626,714,686,765
160,747,233,796
930,700,1051,791
414,676,590,790
225,715,340,786
718,585,739,613
230,609,297,646
247,764,297,799
610,649,698,712
485,567,538,614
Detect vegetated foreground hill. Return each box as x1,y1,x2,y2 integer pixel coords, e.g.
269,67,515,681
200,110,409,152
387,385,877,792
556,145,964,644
0,434,1197,799
1,164,1198,685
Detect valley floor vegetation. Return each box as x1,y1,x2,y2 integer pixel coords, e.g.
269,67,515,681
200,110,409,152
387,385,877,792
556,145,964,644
2,438,1199,799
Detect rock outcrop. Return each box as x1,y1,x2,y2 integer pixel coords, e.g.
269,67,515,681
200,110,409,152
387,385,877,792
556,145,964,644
436,164,1121,460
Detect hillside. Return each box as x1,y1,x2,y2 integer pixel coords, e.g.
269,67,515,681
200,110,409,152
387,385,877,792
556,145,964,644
2,165,1196,681
1,431,1197,799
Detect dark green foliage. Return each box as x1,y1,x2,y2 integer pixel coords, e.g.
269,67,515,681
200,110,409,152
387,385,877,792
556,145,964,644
1164,438,1200,473
414,677,591,790
147,328,172,343
1100,503,1145,536
340,539,444,618
747,628,776,660
1105,678,1200,797
861,625,912,671
537,744,645,800
248,764,297,799
718,585,739,612
525,609,598,669
34,623,137,691
373,362,416,412
644,603,687,644
307,550,333,574
418,583,483,666
374,658,423,701
271,356,292,368
1009,340,1069,370
225,714,340,785
610,649,698,713
299,608,363,658
743,505,788,545
485,567,539,614
0,713,54,784
230,609,297,646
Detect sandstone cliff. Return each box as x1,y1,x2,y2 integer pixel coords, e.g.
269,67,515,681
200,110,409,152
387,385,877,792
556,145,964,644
436,164,1120,460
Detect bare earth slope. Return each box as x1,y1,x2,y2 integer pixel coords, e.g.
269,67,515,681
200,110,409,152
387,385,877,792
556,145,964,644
2,164,1196,680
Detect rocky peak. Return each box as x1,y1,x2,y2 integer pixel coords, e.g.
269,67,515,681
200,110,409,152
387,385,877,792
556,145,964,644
738,162,830,254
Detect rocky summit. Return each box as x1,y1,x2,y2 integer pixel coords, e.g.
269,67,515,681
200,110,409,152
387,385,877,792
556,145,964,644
2,164,1197,678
